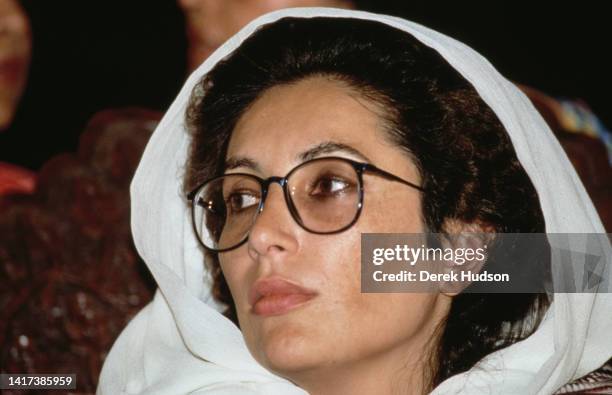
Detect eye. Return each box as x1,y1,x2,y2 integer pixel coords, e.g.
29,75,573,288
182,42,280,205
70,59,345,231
226,190,260,213
309,174,355,198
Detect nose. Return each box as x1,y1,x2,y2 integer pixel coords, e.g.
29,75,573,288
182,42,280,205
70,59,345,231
247,181,299,259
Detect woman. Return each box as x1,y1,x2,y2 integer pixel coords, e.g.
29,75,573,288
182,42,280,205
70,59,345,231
0,0,34,195
97,8,611,395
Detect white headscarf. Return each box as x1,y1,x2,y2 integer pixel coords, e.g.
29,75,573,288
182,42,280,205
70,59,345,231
97,8,611,395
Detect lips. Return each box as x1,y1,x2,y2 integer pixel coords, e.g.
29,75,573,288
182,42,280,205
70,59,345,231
0,57,28,83
249,276,317,317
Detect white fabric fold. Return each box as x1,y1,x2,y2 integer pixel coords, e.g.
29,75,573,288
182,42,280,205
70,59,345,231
97,7,611,395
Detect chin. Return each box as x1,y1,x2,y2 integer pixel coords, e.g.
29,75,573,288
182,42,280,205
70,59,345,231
253,319,325,375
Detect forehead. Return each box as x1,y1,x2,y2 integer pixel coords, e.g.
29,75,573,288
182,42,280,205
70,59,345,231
226,76,390,173
0,0,23,17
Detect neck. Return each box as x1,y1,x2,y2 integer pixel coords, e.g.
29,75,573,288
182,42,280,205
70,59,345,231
287,316,444,395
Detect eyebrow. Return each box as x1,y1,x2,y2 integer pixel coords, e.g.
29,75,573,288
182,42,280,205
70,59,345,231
299,141,371,163
224,157,261,172
224,140,372,173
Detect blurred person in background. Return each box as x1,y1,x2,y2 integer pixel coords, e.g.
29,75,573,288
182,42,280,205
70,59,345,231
178,0,354,72
0,0,34,195
0,0,29,131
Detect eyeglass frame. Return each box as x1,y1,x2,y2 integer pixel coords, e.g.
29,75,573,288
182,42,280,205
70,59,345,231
186,156,424,253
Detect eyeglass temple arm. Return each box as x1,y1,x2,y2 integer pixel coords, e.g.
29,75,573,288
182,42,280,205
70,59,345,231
362,164,424,192
187,188,198,201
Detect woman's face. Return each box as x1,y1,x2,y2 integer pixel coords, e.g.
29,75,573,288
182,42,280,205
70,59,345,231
177,0,353,71
219,76,451,387
0,0,31,130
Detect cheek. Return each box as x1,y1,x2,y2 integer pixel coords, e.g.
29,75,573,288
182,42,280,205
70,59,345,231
307,194,431,350
303,232,440,362
218,253,251,315
362,188,423,233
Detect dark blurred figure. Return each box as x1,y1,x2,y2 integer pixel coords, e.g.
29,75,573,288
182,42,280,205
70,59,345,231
0,0,29,131
0,0,34,195
178,0,353,71
0,108,158,394
521,85,612,231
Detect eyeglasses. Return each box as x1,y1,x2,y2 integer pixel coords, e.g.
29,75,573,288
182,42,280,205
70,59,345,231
187,156,423,252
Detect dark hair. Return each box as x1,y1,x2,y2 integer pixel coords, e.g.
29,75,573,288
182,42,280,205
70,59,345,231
184,17,550,389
